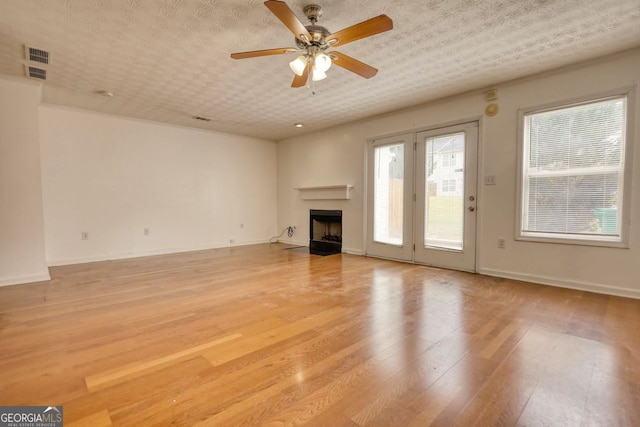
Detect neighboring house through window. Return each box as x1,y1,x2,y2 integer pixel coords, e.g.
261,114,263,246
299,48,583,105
427,134,465,197
442,179,456,193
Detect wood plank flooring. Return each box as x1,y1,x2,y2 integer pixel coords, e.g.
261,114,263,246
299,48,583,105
1,243,639,426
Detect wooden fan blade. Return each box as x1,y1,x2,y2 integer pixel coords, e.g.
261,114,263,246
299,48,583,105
330,51,378,79
264,0,312,44
326,15,393,47
291,63,310,88
230,47,297,59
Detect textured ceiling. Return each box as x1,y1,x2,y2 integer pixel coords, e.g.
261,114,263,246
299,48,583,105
1,0,639,141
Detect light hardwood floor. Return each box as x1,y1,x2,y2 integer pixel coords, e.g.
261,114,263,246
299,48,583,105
1,243,639,426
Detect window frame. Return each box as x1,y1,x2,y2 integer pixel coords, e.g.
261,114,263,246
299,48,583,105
515,87,635,248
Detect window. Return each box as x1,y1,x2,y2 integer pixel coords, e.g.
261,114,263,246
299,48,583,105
517,92,633,246
442,179,456,192
373,143,404,245
442,153,456,167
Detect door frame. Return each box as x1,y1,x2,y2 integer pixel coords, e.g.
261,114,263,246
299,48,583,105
363,117,483,273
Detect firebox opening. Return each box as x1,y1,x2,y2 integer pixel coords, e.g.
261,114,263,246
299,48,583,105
309,209,342,256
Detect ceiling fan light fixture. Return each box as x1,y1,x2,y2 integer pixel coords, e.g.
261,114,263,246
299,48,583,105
314,52,332,73
289,55,308,76
311,66,327,81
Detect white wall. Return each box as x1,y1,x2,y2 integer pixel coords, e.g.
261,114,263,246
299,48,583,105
277,129,366,254
277,48,640,298
39,106,277,265
0,78,50,285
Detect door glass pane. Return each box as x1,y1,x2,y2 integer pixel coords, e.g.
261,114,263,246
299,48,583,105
374,143,404,245
425,133,465,250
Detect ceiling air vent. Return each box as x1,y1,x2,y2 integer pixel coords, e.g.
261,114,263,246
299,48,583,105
25,45,50,64
25,65,47,80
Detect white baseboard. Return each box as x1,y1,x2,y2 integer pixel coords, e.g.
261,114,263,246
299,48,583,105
0,271,51,287
276,238,307,247
273,239,363,256
342,247,364,256
479,267,640,300
47,240,271,267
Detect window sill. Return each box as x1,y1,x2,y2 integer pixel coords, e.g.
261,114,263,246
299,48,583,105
516,232,629,249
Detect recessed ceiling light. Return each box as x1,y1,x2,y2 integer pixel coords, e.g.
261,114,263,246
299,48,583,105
294,123,303,128
96,90,114,97
193,116,212,122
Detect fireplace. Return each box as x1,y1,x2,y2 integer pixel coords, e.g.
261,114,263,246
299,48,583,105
309,209,342,255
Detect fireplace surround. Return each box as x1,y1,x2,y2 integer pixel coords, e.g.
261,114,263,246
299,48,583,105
309,209,342,256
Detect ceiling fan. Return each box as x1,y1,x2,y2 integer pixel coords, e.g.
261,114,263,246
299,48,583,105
230,1,393,88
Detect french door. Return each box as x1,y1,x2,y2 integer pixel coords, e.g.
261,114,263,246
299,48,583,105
365,133,414,261
366,122,478,272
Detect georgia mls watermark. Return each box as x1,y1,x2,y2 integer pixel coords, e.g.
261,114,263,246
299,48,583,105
0,406,63,427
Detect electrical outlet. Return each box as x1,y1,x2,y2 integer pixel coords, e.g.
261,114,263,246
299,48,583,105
240,223,244,229
81,232,89,240
497,238,506,249
485,175,497,185
230,238,235,244
144,228,149,236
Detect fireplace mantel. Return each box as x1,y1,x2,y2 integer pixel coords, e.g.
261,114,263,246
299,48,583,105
295,185,353,200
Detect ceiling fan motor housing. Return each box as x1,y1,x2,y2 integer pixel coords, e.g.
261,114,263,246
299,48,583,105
295,5,330,49
296,24,330,48
303,4,322,23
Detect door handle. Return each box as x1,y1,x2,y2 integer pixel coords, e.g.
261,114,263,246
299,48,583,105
468,206,475,212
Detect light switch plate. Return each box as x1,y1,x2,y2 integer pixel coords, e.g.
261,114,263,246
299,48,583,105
485,175,496,185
